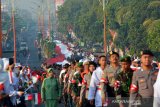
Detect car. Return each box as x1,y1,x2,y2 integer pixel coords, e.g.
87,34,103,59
20,42,28,51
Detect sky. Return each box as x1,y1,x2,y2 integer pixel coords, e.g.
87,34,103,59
2,0,56,20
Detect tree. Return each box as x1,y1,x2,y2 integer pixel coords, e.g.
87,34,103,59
146,19,160,51
57,0,103,42
57,0,160,58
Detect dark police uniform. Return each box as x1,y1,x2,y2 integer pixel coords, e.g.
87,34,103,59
129,50,158,107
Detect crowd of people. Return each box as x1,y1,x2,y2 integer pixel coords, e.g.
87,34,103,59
0,49,160,107
0,58,42,107
56,50,160,107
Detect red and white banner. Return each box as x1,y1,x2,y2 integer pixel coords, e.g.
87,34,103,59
46,40,73,65
25,94,33,101
8,70,13,84
25,93,42,105
35,93,41,105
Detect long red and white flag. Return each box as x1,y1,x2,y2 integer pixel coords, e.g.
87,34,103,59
8,70,13,84
35,93,41,105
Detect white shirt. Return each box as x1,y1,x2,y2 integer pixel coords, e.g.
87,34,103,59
153,69,160,107
88,67,107,107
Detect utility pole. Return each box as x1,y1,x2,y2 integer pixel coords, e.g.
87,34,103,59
41,0,45,39
11,0,16,63
102,0,109,55
47,0,51,40
53,0,56,35
103,0,107,55
0,0,2,57
38,6,41,32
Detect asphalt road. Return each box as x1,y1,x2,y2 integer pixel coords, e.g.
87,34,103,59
18,28,42,69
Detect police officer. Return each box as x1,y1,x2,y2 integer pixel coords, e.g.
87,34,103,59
100,51,121,106
41,68,61,107
114,56,133,107
129,50,158,107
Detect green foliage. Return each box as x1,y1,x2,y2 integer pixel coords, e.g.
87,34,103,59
148,1,160,8
146,19,160,51
43,39,56,58
2,12,11,31
2,9,33,39
57,0,103,42
37,32,56,58
57,0,160,57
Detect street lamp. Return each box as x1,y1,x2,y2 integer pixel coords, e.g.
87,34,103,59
0,0,2,57
30,5,41,32
11,0,16,63
31,0,45,38
47,0,51,40
99,0,109,55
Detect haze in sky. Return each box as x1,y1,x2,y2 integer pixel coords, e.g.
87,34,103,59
2,0,55,20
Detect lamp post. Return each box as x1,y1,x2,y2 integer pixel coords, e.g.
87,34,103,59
0,0,2,57
103,0,107,55
53,0,57,35
41,0,45,39
47,0,51,40
11,0,16,63
31,5,41,32
100,0,109,55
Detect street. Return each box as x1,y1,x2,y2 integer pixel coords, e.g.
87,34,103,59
0,0,160,107
19,27,42,69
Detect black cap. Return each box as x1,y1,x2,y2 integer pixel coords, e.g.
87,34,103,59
9,58,14,65
109,51,119,57
63,63,70,68
141,50,154,56
89,61,97,68
120,56,131,63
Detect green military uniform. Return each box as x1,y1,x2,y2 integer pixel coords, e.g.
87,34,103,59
71,71,82,97
114,56,133,106
71,71,82,107
71,62,83,97
41,69,61,107
71,62,83,107
114,69,133,104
